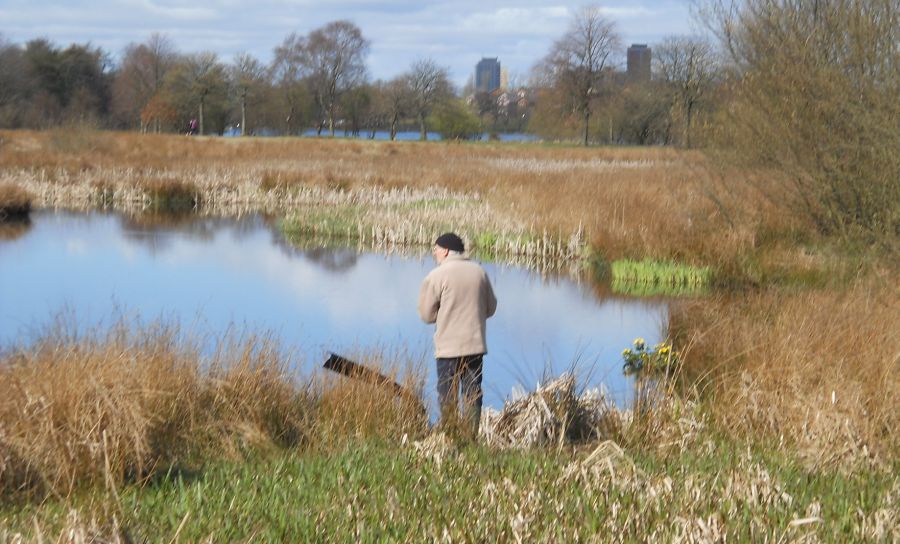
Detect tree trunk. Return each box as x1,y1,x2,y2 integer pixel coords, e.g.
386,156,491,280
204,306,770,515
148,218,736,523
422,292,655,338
418,112,426,141
199,98,205,136
582,110,590,146
241,93,247,136
685,101,694,149
329,104,335,136
390,116,398,141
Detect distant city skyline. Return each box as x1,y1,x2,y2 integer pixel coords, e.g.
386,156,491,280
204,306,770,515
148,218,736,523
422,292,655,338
0,1,696,87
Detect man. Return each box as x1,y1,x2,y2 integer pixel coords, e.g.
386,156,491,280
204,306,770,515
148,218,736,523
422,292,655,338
418,232,497,433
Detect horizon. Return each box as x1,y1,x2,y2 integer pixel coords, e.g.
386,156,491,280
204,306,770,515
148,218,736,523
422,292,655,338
0,1,696,87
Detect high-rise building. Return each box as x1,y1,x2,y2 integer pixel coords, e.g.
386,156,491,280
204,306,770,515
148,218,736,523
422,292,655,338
627,44,652,83
475,57,501,93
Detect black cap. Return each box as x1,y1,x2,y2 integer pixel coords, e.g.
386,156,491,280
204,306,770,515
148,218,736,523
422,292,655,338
435,232,464,253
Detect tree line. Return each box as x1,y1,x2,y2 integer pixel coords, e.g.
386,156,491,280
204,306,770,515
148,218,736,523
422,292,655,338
0,22,464,140
0,15,724,146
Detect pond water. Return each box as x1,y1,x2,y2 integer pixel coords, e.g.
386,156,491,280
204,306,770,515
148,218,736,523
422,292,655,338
223,128,540,142
0,211,666,413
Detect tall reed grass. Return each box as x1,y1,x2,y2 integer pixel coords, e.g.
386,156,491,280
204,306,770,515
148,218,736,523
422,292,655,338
669,278,900,469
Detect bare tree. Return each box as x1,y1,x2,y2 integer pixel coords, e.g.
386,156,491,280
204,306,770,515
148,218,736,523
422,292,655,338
302,21,369,136
406,58,452,141
382,76,412,140
539,5,620,145
230,53,267,136
113,34,176,131
698,0,900,239
654,36,718,148
271,32,310,135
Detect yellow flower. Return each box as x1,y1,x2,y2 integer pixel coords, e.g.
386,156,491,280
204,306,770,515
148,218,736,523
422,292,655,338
633,338,645,349
659,346,670,354
622,348,632,356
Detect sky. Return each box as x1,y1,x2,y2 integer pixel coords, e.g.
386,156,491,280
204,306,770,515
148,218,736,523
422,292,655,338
0,1,696,87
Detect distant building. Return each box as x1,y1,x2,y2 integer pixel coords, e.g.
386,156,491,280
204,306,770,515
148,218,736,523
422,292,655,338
500,67,509,90
476,57,501,93
627,44,652,83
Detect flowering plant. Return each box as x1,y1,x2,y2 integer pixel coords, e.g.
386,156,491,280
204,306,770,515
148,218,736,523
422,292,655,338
621,337,677,376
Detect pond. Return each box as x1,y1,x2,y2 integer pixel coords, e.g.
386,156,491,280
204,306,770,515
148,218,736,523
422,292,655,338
223,128,541,142
0,211,666,413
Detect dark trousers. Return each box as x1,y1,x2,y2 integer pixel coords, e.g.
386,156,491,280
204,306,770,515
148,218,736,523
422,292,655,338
436,354,484,432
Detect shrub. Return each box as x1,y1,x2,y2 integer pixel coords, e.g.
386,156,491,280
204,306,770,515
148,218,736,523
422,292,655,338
704,0,900,241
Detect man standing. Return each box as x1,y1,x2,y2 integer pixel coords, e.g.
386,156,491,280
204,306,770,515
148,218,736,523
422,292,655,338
418,232,497,433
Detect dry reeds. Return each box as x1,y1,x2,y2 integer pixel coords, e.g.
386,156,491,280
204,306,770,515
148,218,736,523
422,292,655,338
481,374,623,449
0,321,312,499
0,129,794,272
0,321,433,501
670,277,900,469
310,351,427,445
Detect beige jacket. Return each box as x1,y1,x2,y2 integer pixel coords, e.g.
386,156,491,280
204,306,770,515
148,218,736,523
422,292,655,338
418,254,497,358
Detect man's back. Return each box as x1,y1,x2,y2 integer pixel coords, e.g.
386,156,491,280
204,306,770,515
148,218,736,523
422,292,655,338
418,254,497,358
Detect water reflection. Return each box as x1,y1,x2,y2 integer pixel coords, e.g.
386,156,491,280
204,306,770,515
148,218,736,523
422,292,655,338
0,217,32,242
0,210,667,411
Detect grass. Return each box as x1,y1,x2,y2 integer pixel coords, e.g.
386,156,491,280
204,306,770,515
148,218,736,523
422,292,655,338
141,178,200,213
2,439,896,541
280,203,576,269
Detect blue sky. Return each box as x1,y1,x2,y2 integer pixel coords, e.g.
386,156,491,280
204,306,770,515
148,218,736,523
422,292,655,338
0,1,695,86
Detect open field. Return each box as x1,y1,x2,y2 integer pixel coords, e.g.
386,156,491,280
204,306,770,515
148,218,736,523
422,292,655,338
1,129,897,539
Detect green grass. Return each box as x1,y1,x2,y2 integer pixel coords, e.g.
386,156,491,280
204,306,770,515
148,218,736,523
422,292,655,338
611,259,712,295
280,206,364,240
2,440,895,542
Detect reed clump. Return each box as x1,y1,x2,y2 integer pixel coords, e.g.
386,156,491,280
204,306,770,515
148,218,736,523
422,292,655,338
140,178,199,213
610,258,712,296
0,184,33,220
0,321,312,499
481,374,623,449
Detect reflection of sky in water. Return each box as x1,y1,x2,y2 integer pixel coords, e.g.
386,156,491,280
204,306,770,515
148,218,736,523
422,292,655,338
0,211,667,412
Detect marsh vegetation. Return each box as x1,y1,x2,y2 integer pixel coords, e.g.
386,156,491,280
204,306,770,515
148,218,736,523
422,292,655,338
1,130,896,540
